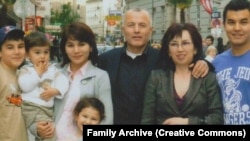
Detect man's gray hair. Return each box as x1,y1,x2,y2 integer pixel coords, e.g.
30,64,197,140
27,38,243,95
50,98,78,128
122,7,153,26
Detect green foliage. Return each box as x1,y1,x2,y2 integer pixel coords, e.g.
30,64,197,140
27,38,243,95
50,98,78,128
36,26,45,32
168,0,177,6
176,0,193,9
3,0,16,4
168,0,193,23
168,0,193,10
50,3,80,28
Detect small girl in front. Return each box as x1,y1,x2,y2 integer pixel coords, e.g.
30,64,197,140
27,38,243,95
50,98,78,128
69,97,105,141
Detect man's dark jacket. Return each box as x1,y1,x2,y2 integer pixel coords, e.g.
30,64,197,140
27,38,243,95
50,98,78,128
98,45,160,124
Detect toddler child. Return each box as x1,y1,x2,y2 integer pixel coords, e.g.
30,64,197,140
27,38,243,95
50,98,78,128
18,31,69,141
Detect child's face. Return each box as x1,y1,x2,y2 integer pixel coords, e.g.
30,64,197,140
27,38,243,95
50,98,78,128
0,39,25,70
27,46,50,65
75,107,101,133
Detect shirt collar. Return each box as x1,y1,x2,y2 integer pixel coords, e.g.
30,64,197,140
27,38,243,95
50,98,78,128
121,43,149,56
67,60,89,76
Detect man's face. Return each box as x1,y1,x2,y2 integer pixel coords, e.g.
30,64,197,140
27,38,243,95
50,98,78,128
0,39,25,70
205,38,213,46
224,9,250,48
122,10,153,50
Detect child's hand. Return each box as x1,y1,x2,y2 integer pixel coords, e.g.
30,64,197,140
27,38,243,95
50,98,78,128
35,61,49,77
40,88,59,101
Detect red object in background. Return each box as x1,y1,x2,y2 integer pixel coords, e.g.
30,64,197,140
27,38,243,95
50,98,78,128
25,17,35,32
24,16,43,32
211,18,221,28
45,33,55,42
200,0,213,15
36,16,43,27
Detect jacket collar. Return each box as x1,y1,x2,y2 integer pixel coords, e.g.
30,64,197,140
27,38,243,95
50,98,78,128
63,61,97,80
164,70,203,114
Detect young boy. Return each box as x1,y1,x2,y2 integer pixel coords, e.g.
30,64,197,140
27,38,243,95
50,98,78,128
18,31,69,141
0,25,28,140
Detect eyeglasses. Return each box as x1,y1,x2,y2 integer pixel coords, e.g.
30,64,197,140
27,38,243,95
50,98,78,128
169,41,193,48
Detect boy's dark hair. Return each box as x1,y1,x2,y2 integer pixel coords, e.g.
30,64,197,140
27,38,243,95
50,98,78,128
24,31,51,52
74,97,105,121
223,0,250,24
0,26,24,50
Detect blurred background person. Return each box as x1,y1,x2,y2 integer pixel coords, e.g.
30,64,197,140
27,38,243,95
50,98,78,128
205,45,218,62
151,41,161,50
216,37,225,54
203,35,214,57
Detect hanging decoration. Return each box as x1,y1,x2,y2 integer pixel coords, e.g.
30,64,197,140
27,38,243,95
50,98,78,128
13,0,35,18
200,0,213,15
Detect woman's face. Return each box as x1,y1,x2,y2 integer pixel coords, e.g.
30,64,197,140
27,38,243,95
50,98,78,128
168,30,197,67
65,38,92,69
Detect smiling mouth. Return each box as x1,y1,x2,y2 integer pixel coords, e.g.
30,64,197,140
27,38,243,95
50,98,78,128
232,34,242,37
73,56,82,58
12,57,22,60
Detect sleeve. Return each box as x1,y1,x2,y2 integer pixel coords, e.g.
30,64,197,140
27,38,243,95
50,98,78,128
205,73,224,124
203,59,215,72
29,123,42,139
97,52,111,71
97,54,106,70
141,71,157,124
18,67,40,93
95,71,114,124
53,69,69,99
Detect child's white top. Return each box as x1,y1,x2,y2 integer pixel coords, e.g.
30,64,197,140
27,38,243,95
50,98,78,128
18,62,69,107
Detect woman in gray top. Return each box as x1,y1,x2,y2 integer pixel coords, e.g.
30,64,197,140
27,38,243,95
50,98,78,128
141,23,223,125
